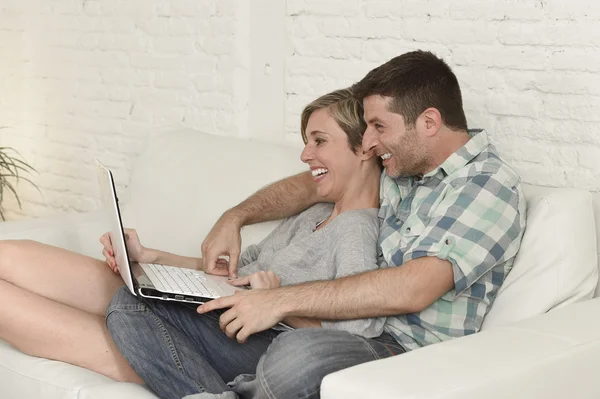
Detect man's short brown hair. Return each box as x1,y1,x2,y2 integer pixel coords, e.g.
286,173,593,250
352,50,468,131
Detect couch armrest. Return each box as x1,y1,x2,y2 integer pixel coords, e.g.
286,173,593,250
0,211,111,259
322,297,600,399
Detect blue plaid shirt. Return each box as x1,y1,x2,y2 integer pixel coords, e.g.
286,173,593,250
379,130,526,351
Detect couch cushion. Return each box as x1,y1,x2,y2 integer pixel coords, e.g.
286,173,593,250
0,339,157,399
127,130,306,257
482,185,598,330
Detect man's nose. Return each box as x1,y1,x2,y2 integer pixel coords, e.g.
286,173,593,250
362,128,378,155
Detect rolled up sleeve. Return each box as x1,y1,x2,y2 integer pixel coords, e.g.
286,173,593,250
403,173,523,297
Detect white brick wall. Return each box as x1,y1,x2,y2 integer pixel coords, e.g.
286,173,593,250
0,0,250,219
284,0,600,192
1,0,600,220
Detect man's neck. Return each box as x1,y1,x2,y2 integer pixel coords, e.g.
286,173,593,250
422,128,471,175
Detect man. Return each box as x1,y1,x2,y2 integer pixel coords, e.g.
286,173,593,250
110,50,526,399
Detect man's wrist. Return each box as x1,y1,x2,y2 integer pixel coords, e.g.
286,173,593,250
271,287,298,319
223,207,247,228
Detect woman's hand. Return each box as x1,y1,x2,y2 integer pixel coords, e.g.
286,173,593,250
99,229,155,273
228,271,281,290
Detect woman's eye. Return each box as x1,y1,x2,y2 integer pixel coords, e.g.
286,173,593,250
315,138,324,145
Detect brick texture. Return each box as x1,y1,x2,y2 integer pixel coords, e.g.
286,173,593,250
1,0,600,220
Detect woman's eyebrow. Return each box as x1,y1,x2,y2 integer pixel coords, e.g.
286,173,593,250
308,130,328,137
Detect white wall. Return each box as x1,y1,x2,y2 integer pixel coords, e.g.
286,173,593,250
2,0,600,220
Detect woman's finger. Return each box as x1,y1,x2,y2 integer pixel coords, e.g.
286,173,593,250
228,276,251,287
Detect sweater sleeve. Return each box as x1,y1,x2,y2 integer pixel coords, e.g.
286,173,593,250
320,211,387,338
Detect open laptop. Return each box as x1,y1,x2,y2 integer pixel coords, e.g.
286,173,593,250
95,159,243,305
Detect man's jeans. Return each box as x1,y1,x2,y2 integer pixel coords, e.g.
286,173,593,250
106,286,405,399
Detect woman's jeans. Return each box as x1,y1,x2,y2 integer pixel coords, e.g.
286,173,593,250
106,286,405,399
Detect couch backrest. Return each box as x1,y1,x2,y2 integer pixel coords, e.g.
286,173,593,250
126,130,599,326
126,129,306,256
481,184,598,330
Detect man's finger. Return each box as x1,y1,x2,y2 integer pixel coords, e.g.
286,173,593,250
203,251,218,274
224,318,244,340
218,308,237,331
207,264,229,277
237,326,251,344
197,295,235,314
228,250,240,278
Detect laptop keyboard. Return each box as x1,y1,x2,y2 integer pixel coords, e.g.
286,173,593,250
140,263,219,297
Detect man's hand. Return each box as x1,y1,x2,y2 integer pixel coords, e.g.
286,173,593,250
201,211,243,278
197,289,286,343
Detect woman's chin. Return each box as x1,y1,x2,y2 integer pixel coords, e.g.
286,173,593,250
316,187,332,201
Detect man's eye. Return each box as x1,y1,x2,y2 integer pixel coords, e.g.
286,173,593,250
375,124,384,130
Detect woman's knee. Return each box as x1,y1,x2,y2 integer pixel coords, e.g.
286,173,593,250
0,240,34,275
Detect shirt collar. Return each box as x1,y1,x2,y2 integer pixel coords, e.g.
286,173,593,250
423,129,490,179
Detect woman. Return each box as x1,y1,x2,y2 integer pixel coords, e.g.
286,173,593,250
0,88,382,391
104,88,384,399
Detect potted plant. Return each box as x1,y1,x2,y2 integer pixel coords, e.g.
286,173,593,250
0,147,38,221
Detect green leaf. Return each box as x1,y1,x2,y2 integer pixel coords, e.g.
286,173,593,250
0,146,39,220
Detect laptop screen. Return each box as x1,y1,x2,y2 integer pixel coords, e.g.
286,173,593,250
95,159,137,295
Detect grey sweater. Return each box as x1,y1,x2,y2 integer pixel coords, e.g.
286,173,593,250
238,203,385,338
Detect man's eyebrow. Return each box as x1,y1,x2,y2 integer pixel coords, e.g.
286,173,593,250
367,117,383,125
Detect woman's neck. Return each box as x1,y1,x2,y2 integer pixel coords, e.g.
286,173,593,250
328,163,381,220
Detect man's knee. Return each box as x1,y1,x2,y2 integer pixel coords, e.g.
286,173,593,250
256,329,350,398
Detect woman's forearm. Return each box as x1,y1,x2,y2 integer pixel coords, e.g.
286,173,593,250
145,248,202,270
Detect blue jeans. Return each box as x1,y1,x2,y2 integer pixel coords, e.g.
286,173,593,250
106,286,405,399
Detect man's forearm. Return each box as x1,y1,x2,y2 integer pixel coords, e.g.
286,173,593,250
275,257,455,320
227,171,321,226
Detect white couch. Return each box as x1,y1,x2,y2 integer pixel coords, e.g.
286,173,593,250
1,129,600,399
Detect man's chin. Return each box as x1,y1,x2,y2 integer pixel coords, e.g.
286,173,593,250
384,167,402,178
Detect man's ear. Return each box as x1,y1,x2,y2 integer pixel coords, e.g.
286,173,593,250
359,148,376,161
417,107,442,137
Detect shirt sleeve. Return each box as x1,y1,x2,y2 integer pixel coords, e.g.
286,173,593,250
320,213,387,338
402,173,524,297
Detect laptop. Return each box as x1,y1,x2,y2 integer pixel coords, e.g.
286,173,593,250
95,159,244,305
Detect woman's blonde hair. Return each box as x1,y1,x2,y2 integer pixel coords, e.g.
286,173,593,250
300,88,367,154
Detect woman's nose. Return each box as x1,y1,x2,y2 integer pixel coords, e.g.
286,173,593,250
300,145,313,163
